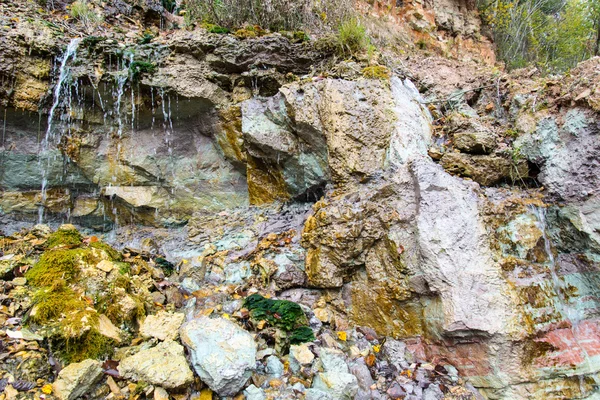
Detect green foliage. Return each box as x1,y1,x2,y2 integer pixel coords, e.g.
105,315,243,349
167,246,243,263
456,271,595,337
162,0,178,13
202,23,231,33
184,0,353,31
289,326,316,344
45,229,83,249
69,0,103,33
26,249,83,287
337,18,370,56
480,0,598,72
137,33,155,45
129,61,156,80
244,294,308,331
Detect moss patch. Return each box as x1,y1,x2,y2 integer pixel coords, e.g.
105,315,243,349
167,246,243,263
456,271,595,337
362,66,391,80
25,249,85,287
45,229,83,249
289,326,315,344
244,294,308,331
89,241,122,261
29,286,87,324
62,330,115,363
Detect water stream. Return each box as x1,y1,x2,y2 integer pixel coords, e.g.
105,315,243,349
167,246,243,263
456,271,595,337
38,38,81,224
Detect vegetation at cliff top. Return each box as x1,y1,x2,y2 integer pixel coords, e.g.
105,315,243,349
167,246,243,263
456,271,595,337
480,0,600,72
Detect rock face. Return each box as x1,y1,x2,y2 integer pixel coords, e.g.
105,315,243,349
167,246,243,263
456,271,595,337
139,311,185,341
118,341,194,389
53,359,103,400
180,316,257,396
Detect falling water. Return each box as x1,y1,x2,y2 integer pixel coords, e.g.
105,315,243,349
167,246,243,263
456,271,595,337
38,38,81,224
44,38,81,143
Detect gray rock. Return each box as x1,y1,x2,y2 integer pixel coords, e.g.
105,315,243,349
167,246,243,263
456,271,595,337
244,384,266,400
180,316,257,396
118,340,194,389
265,355,284,377
305,388,334,400
53,359,103,400
312,348,358,399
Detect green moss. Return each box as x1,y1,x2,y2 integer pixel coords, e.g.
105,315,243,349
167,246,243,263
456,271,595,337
45,229,83,249
244,294,308,331
29,286,87,324
26,249,85,287
62,329,115,363
362,66,391,80
89,241,122,261
202,23,231,34
289,326,315,344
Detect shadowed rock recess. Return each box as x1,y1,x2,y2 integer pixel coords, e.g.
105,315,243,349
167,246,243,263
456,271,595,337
1,0,600,399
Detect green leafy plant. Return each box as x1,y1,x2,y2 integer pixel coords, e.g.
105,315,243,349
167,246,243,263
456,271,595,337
69,0,103,33
337,17,370,56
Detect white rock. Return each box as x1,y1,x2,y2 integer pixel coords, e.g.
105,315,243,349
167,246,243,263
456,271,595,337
180,316,257,396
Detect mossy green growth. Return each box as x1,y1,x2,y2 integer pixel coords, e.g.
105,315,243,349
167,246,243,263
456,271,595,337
62,330,115,363
244,294,308,331
362,65,391,80
45,229,83,249
25,249,85,287
129,61,156,80
89,241,122,261
28,286,87,324
289,326,315,344
202,23,231,34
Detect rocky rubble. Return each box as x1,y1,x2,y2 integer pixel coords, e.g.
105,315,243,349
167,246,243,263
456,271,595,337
0,224,481,400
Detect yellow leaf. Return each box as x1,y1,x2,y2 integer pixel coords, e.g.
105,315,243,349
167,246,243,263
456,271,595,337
222,313,230,319
373,345,381,353
337,331,347,341
42,384,53,394
199,389,213,400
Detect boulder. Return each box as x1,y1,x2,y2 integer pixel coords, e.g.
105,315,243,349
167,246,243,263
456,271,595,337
53,359,103,400
180,316,257,396
440,152,528,186
118,340,194,389
453,131,497,154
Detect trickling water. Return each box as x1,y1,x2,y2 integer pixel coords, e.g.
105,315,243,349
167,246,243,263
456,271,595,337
44,38,81,143
38,38,81,224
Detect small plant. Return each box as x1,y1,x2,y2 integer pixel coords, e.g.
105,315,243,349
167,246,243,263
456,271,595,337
69,0,103,33
337,18,370,56
129,61,156,80
137,33,155,45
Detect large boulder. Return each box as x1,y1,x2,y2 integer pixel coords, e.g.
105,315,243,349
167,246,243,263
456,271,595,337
180,316,257,396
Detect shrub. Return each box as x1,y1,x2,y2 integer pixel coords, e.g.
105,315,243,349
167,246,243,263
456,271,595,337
185,0,353,32
337,17,369,56
69,0,103,33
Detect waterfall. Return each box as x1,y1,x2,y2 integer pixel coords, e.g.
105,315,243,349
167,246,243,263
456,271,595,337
38,38,81,224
